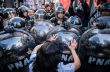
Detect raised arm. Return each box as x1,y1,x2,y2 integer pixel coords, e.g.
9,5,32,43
68,39,81,71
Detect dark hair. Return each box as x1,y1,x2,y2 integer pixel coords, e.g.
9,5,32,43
33,42,62,72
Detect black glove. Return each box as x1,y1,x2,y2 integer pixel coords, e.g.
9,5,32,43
62,22,70,30
96,22,106,29
4,25,15,33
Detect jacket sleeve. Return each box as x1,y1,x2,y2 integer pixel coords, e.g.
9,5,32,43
28,51,37,72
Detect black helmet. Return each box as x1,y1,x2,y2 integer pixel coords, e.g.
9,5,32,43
99,2,110,16
45,2,50,8
8,17,26,29
56,6,65,14
0,29,35,72
47,26,80,63
56,6,65,19
18,5,29,18
91,16,110,28
34,9,47,20
3,8,16,19
55,2,62,9
47,26,79,46
30,20,54,44
78,26,110,72
67,16,82,28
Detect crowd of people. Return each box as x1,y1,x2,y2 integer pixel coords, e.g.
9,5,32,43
0,0,110,72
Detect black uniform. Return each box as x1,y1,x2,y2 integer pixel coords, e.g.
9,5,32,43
0,29,35,72
78,15,110,72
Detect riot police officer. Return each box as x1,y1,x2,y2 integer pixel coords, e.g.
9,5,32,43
89,2,110,28
0,28,35,72
18,5,29,20
99,2,110,16
78,17,110,72
3,8,16,27
28,26,81,72
50,6,68,28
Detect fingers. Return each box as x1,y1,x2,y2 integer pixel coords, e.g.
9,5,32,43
49,34,57,41
37,43,44,47
70,39,77,45
51,34,57,39
68,39,78,49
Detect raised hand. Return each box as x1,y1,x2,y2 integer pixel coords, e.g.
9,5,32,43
48,34,57,42
68,39,78,50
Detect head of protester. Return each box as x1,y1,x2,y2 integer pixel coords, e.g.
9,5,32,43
28,31,80,72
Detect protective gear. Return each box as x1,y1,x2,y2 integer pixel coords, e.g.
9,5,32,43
0,8,4,18
55,2,62,9
45,2,50,8
8,17,26,29
67,16,82,28
99,2,110,16
47,26,80,63
90,16,110,28
0,29,35,72
34,9,47,20
56,6,65,19
3,8,16,19
30,20,54,44
78,22,110,72
4,25,15,33
18,5,29,18
50,16,68,27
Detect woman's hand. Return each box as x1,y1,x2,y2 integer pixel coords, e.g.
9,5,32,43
68,39,78,51
33,43,44,53
68,39,81,71
48,34,57,42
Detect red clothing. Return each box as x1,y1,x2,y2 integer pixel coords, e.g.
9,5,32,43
59,0,70,11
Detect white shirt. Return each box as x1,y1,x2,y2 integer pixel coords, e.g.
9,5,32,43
57,62,75,72
28,51,75,72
